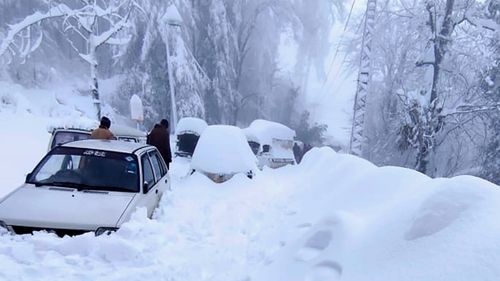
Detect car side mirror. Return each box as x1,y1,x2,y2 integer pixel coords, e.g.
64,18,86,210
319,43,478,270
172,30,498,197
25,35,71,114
262,145,271,153
143,181,149,194
25,173,32,183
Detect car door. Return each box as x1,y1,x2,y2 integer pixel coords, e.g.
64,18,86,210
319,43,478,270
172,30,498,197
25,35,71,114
148,150,169,197
139,152,161,218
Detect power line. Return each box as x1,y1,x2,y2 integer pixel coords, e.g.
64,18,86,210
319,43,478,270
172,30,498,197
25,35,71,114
323,0,357,85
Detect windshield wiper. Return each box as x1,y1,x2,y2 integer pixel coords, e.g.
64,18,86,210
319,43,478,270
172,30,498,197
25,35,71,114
34,181,136,193
34,181,71,188
80,186,137,193
35,181,90,191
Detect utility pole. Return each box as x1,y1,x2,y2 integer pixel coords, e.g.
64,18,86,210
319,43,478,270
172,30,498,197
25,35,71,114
163,4,183,135
349,0,377,156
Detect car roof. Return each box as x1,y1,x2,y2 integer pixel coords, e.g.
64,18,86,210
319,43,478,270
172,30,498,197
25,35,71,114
52,125,146,138
61,139,150,154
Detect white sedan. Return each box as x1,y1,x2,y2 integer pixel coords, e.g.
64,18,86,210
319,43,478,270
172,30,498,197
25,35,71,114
0,140,170,236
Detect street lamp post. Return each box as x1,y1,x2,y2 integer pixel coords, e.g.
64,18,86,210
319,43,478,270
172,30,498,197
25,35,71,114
163,4,183,135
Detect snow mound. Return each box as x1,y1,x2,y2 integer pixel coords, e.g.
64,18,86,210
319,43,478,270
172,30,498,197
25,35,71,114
175,117,208,136
191,125,257,174
252,148,500,281
245,119,295,145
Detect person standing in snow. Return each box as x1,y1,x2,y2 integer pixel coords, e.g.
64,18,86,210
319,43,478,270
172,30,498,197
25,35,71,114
147,119,172,169
293,142,303,164
91,116,114,140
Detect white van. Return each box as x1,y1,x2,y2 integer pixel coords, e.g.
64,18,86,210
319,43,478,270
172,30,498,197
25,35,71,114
174,117,208,158
244,119,296,169
48,124,147,151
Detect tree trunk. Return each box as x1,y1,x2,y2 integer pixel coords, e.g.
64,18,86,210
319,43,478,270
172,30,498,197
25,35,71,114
415,0,455,174
91,62,101,120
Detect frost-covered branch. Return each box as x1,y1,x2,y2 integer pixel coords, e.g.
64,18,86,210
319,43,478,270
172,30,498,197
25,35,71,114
0,4,74,59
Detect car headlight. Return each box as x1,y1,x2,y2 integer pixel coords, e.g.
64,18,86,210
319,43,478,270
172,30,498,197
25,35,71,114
95,227,118,236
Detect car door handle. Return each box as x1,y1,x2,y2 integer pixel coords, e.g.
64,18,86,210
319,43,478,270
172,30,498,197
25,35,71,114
155,189,159,194
165,179,168,184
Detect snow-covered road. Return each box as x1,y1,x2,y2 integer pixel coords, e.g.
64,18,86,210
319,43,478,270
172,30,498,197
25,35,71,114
1,112,500,281
1,146,500,281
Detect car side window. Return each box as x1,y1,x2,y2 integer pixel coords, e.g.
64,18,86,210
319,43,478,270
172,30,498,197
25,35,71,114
149,150,166,180
141,154,155,191
155,151,167,175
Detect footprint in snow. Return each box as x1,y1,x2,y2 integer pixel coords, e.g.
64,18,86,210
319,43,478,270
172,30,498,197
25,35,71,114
305,260,343,281
405,189,480,240
295,230,332,262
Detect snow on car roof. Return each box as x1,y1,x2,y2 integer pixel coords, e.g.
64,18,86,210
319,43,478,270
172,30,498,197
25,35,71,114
62,139,148,154
47,118,99,133
49,122,146,138
176,117,208,136
111,125,146,137
191,125,258,174
243,128,259,143
245,119,296,145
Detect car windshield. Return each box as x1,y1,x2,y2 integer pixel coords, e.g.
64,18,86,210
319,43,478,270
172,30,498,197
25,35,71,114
29,146,139,192
177,133,200,155
51,131,91,149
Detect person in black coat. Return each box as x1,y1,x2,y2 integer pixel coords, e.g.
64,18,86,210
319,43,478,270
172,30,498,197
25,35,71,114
147,119,172,169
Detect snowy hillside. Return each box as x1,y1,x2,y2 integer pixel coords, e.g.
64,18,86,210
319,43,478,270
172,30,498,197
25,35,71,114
1,100,499,280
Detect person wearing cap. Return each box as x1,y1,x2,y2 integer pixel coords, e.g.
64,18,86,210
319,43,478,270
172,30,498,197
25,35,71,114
91,116,115,140
147,119,172,168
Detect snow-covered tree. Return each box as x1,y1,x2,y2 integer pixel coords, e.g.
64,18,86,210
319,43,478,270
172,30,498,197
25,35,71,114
0,0,140,119
348,0,499,177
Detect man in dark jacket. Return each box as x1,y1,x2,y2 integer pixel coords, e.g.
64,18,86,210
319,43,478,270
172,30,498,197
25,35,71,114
147,119,172,168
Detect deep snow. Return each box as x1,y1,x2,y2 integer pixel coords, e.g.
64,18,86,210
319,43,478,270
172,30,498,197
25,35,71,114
1,82,500,281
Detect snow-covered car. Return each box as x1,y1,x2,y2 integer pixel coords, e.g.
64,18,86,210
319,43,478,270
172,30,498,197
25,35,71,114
48,124,147,151
174,117,208,158
0,139,169,236
244,119,296,169
190,125,258,183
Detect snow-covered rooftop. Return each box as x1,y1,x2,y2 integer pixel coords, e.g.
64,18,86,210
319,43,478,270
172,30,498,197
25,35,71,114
111,125,146,138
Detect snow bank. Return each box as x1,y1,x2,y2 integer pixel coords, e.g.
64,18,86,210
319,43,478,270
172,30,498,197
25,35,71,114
175,117,208,136
190,125,257,174
246,119,295,145
252,148,500,281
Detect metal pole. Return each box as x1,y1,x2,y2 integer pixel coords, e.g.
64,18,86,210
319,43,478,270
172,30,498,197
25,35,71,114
165,24,178,135
349,0,377,156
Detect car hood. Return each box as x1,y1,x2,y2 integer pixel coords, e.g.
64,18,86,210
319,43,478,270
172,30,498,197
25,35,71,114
0,184,135,230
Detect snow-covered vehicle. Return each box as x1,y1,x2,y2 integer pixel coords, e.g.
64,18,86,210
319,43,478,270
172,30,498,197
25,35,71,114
48,124,147,151
244,119,296,169
0,140,170,236
174,117,208,158
190,125,258,183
